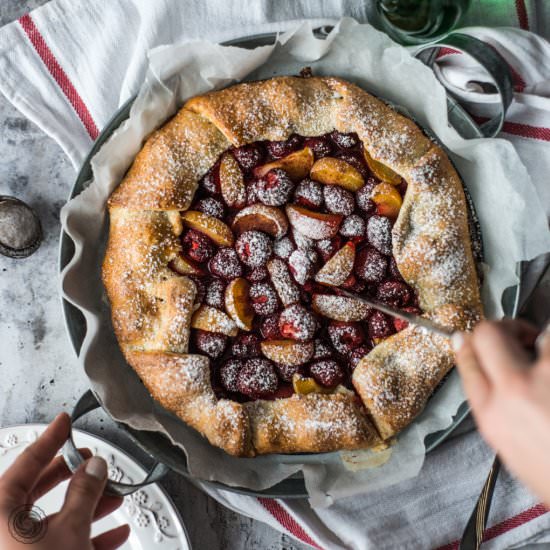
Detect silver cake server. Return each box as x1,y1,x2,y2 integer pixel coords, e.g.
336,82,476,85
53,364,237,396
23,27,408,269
338,289,455,339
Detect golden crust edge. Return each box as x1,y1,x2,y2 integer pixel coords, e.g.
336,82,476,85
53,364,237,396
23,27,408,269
125,350,380,456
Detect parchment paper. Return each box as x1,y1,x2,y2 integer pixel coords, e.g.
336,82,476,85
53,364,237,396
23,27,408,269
60,19,550,507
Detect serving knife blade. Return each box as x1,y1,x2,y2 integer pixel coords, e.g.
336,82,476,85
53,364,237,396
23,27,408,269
338,289,455,339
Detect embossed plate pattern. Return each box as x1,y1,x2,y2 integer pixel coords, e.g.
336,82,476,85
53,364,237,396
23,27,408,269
0,424,191,549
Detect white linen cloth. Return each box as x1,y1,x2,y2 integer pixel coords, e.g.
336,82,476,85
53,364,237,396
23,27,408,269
1,1,550,548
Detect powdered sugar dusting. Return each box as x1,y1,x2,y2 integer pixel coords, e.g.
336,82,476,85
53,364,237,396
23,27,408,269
279,304,317,341
153,353,212,397
324,185,355,215
191,305,238,336
113,109,231,209
288,248,317,285
315,242,354,286
273,236,295,259
367,215,392,255
334,80,424,169
235,230,273,268
312,294,370,322
246,394,375,452
249,282,279,316
205,278,225,308
292,228,315,251
195,197,224,218
354,329,453,429
237,358,278,397
286,206,343,240
393,148,477,306
165,279,197,351
267,258,300,306
339,214,365,238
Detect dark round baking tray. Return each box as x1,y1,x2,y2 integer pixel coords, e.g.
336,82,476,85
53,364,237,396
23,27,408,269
59,30,502,498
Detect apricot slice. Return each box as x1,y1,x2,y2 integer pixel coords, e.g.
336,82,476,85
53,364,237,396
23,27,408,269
292,374,330,395
260,339,314,366
169,254,204,276
363,149,401,185
219,152,246,208
232,204,288,238
181,210,234,247
224,277,254,331
371,182,403,219
254,147,314,182
191,305,238,337
285,205,342,240
309,157,364,191
315,241,355,286
312,294,371,322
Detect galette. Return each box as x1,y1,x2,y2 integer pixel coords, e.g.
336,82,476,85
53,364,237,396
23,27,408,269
103,75,482,456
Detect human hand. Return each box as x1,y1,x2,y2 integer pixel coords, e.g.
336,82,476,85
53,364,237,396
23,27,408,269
453,319,550,508
0,413,130,549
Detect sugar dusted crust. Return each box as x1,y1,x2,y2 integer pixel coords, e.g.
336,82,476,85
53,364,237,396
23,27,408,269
109,109,231,210
103,76,482,456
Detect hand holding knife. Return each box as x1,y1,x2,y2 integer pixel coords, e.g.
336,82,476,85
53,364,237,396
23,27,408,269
338,289,546,356
340,288,550,550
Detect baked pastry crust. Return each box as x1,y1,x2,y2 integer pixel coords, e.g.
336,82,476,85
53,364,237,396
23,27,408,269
103,76,482,456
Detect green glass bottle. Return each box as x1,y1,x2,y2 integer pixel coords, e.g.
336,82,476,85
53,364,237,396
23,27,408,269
376,0,471,45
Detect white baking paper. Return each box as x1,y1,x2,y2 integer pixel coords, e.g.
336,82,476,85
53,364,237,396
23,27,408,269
60,18,550,507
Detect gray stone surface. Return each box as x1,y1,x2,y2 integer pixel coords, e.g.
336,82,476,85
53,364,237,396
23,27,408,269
0,1,307,548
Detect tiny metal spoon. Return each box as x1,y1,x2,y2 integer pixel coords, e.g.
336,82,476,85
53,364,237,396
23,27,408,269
0,196,42,259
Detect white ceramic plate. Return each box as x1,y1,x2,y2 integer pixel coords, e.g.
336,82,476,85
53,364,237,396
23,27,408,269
0,424,191,550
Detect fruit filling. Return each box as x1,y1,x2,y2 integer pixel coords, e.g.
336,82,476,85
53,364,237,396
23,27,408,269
173,132,422,402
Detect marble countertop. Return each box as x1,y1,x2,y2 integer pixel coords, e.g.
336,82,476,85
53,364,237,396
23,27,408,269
0,1,307,548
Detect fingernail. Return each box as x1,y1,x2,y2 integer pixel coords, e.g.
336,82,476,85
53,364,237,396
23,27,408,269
536,322,550,352
85,456,107,480
451,332,464,352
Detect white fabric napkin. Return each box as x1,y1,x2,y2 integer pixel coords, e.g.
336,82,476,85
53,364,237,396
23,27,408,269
1,1,550,548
